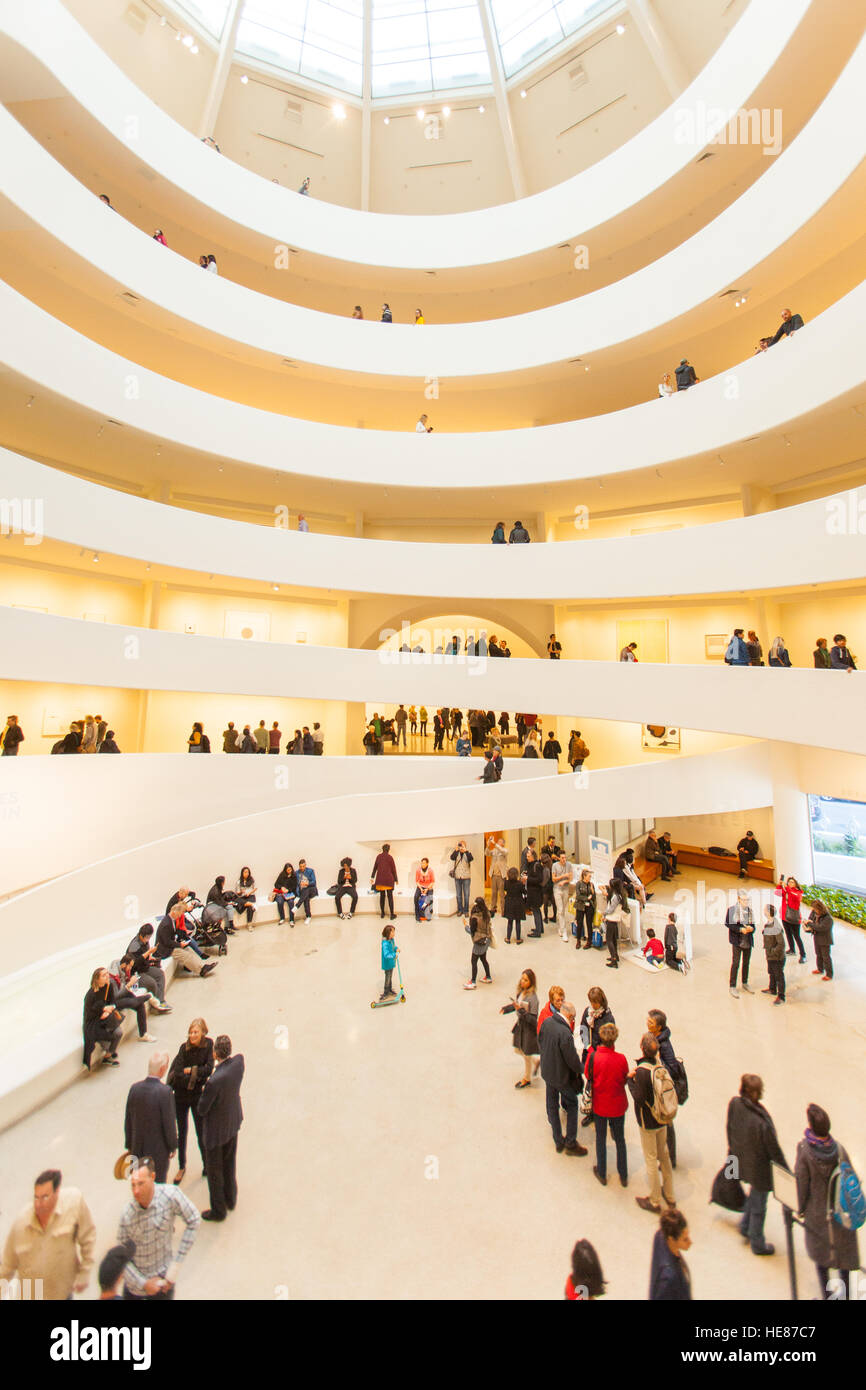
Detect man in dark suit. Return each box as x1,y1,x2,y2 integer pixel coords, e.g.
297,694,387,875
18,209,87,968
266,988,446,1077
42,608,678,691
124,1052,178,1183
198,1035,244,1222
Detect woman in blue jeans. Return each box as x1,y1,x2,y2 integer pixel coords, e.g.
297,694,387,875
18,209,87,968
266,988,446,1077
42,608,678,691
450,841,473,917
587,1023,629,1188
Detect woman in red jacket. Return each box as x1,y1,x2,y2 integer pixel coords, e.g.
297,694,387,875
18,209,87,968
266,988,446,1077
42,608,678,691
371,842,398,921
775,876,806,963
586,1022,629,1188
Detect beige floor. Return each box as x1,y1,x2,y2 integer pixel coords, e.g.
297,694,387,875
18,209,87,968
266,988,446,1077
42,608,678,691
1,869,864,1301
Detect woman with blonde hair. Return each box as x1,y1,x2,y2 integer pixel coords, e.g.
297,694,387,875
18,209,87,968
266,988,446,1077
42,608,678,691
168,1018,214,1184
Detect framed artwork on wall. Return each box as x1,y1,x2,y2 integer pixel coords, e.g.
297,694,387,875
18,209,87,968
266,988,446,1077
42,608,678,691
705,633,728,659
41,711,65,738
641,725,681,752
224,611,270,642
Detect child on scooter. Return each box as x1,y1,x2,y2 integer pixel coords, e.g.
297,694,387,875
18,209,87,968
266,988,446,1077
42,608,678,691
380,924,398,1000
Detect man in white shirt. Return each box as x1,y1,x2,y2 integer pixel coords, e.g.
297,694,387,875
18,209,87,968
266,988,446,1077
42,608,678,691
552,854,573,941
486,833,507,917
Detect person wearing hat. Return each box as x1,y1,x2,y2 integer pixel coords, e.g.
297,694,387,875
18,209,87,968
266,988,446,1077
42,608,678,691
99,1241,135,1299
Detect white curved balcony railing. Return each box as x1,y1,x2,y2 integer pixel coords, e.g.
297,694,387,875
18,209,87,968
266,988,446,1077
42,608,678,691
2,279,865,490
3,452,866,601
0,753,555,899
3,609,866,759
0,741,776,1123
2,34,864,380
0,0,813,274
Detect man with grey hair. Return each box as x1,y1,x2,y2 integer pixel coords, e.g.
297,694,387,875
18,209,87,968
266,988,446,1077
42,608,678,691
124,1052,177,1184
725,889,756,999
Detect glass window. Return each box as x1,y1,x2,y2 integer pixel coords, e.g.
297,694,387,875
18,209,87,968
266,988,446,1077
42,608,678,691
809,794,866,894
174,0,233,38
491,0,614,78
371,0,490,97
238,0,364,95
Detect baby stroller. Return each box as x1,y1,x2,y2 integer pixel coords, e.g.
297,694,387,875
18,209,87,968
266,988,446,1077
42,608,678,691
184,899,228,956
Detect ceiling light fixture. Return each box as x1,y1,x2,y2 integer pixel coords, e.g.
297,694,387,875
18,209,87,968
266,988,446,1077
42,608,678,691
478,105,485,113
190,43,199,54
442,106,450,117
333,103,346,120
416,108,425,120
182,33,193,48
383,116,390,124
92,552,100,563
25,395,34,407
272,584,280,592
240,73,248,84
520,90,527,98
616,23,626,34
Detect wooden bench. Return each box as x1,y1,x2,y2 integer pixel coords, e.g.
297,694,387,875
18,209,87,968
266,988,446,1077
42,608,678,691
633,847,662,888
672,843,775,882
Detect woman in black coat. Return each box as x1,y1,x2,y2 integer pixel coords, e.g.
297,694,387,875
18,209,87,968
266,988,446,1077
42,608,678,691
579,987,615,1065
795,1103,860,1298
523,851,544,937
805,900,834,979
649,1208,692,1300
82,966,124,1068
207,876,238,934
168,1018,214,1183
503,867,526,944
273,863,298,924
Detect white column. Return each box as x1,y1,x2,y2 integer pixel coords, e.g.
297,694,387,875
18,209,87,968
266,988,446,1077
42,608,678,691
477,0,526,199
769,743,812,884
197,0,244,141
624,0,689,99
360,0,373,210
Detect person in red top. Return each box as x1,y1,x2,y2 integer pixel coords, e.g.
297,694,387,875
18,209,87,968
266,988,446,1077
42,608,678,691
268,722,281,754
586,1022,629,1188
642,930,665,967
538,986,576,1035
775,875,806,963
564,1238,605,1300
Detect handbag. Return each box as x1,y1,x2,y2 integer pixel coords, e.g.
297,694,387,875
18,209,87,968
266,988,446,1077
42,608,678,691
113,1151,134,1181
326,885,340,896
784,905,801,925
710,1164,746,1211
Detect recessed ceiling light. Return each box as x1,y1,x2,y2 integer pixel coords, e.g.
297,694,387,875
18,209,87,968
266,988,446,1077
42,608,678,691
520,90,527,98
182,33,193,47
478,105,485,113
442,106,450,117
616,23,626,35
383,116,390,124
416,108,425,120
92,552,100,563
25,395,33,407
240,73,248,84
175,31,181,40
333,103,346,120
146,563,151,572
272,584,280,592
190,43,199,54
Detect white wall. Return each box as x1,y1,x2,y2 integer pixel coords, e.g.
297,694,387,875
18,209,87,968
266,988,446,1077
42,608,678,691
2,41,863,379
0,752,552,896
4,608,866,756
5,451,866,600
0,0,812,268
3,278,864,489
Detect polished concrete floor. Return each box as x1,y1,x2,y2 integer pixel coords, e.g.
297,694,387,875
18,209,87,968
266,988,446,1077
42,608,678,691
1,868,864,1301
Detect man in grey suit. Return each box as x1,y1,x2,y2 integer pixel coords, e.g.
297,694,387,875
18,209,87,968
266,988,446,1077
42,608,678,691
124,1052,178,1183
198,1035,244,1222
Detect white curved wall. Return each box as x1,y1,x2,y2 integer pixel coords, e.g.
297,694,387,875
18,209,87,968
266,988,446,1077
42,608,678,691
2,36,864,378
0,0,812,271
4,608,866,757
0,742,775,978
3,278,864,488
0,753,554,897
4,456,866,600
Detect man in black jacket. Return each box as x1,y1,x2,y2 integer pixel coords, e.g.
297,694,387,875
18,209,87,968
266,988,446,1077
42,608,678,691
155,906,217,978
198,1036,244,1222
726,1074,788,1256
124,1053,178,1183
126,925,172,1010
725,891,755,998
767,308,804,344
538,990,587,1157
736,831,760,878
627,1035,675,1215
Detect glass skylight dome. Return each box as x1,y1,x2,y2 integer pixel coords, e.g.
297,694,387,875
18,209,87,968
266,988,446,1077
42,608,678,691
174,0,617,99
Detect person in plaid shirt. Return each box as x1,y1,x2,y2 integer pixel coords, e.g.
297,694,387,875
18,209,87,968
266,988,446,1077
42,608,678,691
118,1159,200,1300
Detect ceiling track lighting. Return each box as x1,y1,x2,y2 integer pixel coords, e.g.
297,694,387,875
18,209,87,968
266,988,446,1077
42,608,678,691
92,552,100,563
